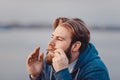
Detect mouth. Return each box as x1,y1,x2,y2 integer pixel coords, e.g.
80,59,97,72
46,49,54,52
46,48,56,52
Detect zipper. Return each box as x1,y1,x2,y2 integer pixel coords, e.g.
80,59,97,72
74,68,80,80
50,67,53,80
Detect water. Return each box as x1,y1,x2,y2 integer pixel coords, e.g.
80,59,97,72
0,29,120,80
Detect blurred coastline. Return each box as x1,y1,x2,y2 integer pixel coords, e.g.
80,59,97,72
0,23,120,31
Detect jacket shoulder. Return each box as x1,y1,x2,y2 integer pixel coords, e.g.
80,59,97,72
79,59,110,80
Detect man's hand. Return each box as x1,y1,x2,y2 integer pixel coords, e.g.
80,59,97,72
52,49,69,72
26,47,44,78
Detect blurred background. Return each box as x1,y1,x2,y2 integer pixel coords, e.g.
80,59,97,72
0,0,120,80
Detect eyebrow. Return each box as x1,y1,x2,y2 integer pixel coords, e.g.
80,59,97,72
51,34,65,40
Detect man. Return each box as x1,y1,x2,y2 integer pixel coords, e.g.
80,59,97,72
26,17,110,80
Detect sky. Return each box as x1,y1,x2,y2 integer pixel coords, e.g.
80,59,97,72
0,0,120,26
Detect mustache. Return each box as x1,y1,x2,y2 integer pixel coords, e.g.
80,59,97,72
46,48,56,53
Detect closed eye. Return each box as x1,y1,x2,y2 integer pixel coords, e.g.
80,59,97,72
57,37,64,41
51,34,65,41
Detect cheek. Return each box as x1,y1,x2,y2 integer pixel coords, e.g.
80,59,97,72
56,41,71,50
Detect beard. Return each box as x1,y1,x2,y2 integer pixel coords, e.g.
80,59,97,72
64,43,73,61
45,42,73,65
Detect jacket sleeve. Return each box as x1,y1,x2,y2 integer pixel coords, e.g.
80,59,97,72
29,71,46,80
54,68,72,80
80,68,110,80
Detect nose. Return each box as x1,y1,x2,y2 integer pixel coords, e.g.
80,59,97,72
48,39,55,49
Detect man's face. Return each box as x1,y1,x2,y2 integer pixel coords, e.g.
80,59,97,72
46,25,73,64
48,25,72,52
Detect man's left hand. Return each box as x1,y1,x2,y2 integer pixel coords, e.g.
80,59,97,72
52,49,69,72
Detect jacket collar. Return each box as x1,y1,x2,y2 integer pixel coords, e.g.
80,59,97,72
72,43,99,73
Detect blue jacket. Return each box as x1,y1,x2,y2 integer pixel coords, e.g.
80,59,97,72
31,43,110,80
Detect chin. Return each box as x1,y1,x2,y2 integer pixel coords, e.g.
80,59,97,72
45,49,55,65
45,53,53,65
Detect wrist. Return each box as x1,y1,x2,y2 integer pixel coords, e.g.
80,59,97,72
29,74,36,80
54,66,68,72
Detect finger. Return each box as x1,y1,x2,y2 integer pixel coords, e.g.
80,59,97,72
28,57,34,65
34,47,40,56
31,47,40,59
58,49,66,56
39,53,44,62
27,52,34,64
54,51,61,58
54,49,66,58
27,47,40,64
52,57,56,63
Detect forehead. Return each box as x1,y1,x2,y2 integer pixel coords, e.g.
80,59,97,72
52,25,72,39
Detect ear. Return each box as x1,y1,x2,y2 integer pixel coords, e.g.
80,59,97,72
71,41,81,52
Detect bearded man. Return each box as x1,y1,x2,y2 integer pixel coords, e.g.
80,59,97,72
26,17,110,80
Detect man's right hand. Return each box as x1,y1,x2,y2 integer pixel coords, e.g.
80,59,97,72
26,47,44,78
